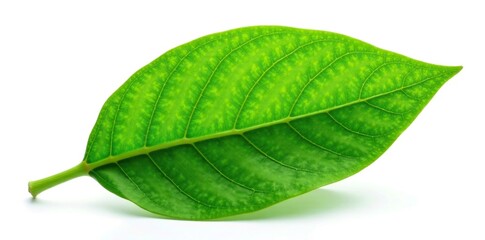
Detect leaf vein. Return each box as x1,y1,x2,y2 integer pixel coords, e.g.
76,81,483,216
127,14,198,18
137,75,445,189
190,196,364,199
185,32,284,137
364,101,405,115
144,38,220,146
233,39,339,129
358,61,412,99
286,122,357,159
241,134,319,173
326,112,381,138
115,163,164,208
289,51,379,116
109,76,140,156
192,144,268,194
85,105,108,160
145,153,216,208
86,72,445,170
401,89,423,101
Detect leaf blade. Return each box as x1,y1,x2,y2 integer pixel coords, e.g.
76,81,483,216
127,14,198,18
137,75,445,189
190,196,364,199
82,26,461,219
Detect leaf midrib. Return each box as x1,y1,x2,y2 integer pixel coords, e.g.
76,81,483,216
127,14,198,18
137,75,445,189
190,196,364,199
84,73,442,171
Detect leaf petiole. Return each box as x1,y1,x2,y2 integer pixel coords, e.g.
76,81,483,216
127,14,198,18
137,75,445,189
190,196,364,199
28,162,88,198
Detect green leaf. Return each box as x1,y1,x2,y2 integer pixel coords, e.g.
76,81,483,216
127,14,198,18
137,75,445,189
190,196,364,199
28,26,462,220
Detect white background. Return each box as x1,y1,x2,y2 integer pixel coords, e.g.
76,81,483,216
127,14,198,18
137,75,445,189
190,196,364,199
1,0,484,239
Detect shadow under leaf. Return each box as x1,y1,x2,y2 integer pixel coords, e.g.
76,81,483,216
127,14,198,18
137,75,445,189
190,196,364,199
28,188,367,221
221,188,365,221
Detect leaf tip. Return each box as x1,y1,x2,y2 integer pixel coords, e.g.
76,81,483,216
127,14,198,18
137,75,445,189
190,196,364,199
437,65,462,82
449,65,463,75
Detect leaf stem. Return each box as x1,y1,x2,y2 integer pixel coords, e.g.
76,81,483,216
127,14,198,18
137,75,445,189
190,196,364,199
28,162,88,198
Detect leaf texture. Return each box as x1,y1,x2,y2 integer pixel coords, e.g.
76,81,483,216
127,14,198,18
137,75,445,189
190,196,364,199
82,26,461,219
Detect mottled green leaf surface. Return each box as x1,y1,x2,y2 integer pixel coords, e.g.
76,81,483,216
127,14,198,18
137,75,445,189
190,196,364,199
29,26,461,220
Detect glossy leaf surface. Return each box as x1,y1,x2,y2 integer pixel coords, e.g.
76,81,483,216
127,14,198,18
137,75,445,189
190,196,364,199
32,26,462,219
